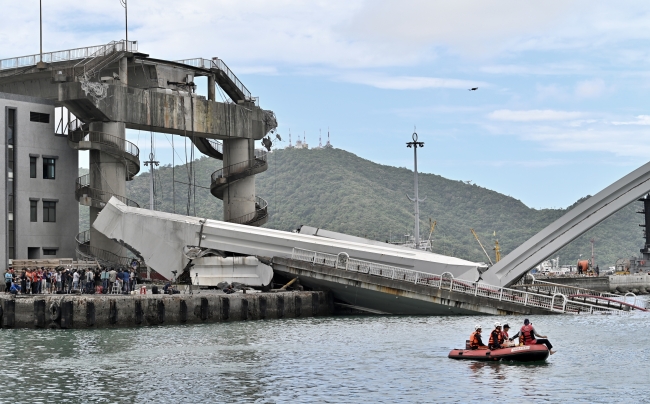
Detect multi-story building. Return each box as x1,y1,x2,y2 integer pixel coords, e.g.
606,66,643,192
1,92,78,267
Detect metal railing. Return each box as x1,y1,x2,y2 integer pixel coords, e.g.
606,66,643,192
516,277,650,310
226,196,268,225
69,130,139,159
0,40,137,71
291,248,633,314
76,231,134,267
208,138,223,155
175,57,254,102
211,150,267,182
76,174,140,208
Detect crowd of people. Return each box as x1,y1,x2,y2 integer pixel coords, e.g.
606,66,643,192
3,266,139,295
469,319,556,355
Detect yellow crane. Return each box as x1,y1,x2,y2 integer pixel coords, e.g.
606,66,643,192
493,231,501,263
427,218,437,246
471,229,494,266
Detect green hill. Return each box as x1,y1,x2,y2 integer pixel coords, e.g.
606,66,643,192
80,147,644,267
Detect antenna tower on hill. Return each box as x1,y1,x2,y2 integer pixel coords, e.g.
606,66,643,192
319,129,322,148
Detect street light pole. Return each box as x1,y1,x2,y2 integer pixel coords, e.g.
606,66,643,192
407,130,425,249
120,0,128,46
40,0,42,60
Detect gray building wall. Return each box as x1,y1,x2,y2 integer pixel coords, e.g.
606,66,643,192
1,92,78,266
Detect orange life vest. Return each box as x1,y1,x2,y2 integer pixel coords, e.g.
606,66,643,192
470,331,481,348
520,324,536,345
488,329,501,347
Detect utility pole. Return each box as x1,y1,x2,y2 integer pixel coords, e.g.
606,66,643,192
37,0,46,69
40,0,42,59
120,0,128,46
406,130,425,249
590,238,595,269
143,152,159,210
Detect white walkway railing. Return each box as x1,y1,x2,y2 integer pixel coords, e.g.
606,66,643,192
0,40,138,71
517,276,649,310
291,248,633,315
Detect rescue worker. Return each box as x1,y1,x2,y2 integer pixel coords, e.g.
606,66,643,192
501,323,510,341
469,325,488,350
510,319,556,355
488,322,503,350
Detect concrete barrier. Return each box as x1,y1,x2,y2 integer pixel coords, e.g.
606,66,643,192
0,291,331,329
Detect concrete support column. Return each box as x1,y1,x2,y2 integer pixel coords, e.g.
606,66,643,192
89,121,127,258
208,75,216,102
222,138,255,222
119,57,128,85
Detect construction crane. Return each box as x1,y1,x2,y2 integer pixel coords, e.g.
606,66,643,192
493,231,501,263
471,229,494,266
427,218,437,246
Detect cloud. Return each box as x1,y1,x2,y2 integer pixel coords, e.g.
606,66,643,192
488,109,584,122
512,124,650,158
4,1,650,73
574,78,606,98
341,74,486,90
233,66,279,75
611,115,650,125
480,62,590,76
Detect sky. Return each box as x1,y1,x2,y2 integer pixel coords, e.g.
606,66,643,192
4,1,650,209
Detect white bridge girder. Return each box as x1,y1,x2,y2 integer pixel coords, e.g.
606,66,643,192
484,160,650,287
93,198,484,282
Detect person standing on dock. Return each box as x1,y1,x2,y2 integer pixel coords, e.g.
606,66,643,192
109,268,117,292
72,270,80,292
56,270,62,293
123,270,130,294
4,269,12,293
101,268,109,291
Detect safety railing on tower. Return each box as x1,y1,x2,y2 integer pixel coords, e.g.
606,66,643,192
0,40,138,71
291,248,641,314
75,174,140,208
68,130,139,158
175,57,255,103
75,231,134,267
226,196,268,225
211,149,267,181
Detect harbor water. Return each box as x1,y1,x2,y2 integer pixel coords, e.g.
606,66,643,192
1,314,648,403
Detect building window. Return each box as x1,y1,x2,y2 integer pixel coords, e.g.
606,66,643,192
42,249,57,256
30,112,50,123
30,200,38,222
7,108,15,145
8,220,14,260
30,156,37,178
43,158,55,179
43,201,56,222
28,247,40,259
8,147,14,177
7,180,13,214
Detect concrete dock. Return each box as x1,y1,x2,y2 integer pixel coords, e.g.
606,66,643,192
0,290,332,329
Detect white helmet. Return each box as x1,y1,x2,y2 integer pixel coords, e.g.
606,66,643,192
475,324,482,330
494,321,502,328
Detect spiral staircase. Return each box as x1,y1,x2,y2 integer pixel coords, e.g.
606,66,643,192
193,137,269,226
67,122,142,266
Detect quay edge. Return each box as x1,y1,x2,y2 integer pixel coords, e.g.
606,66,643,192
0,291,332,329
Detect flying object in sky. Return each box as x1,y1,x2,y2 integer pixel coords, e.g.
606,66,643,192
468,87,478,91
